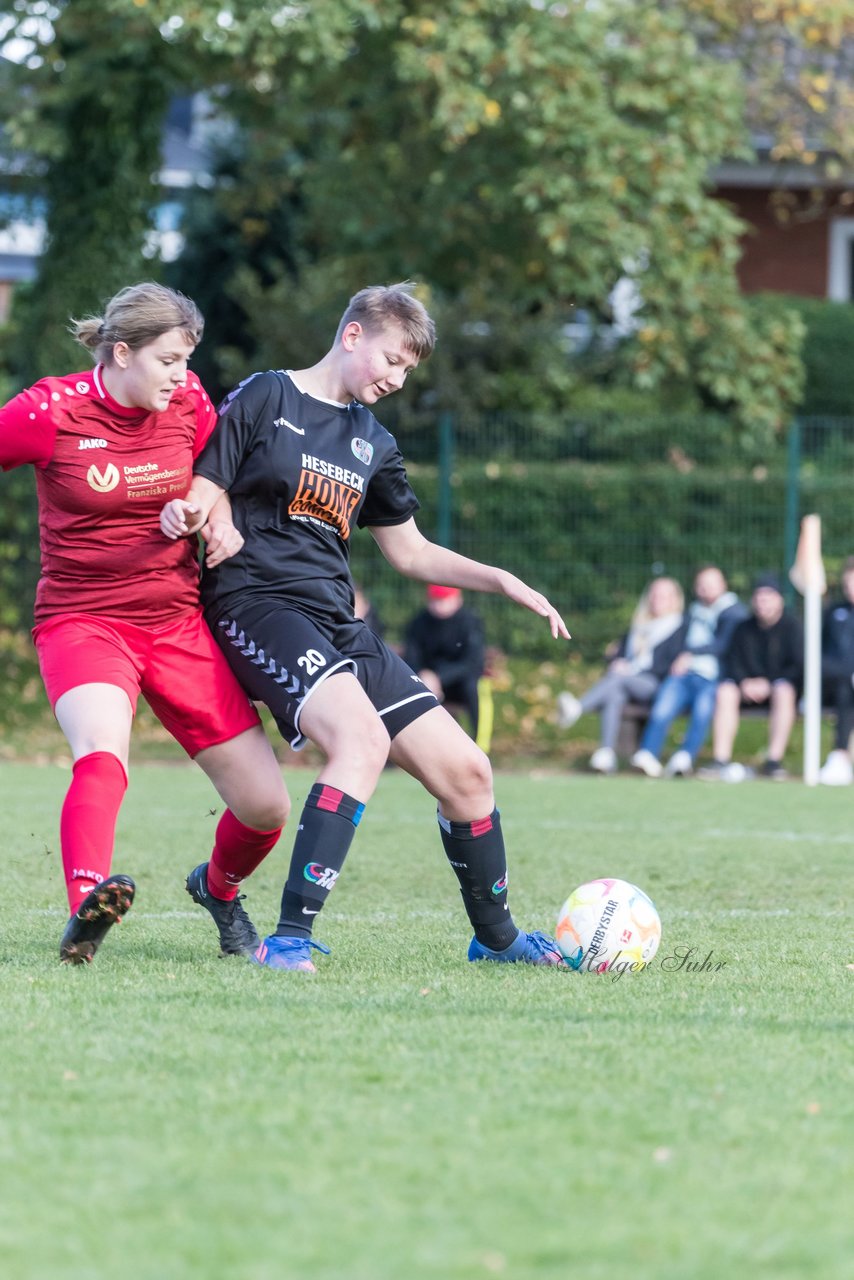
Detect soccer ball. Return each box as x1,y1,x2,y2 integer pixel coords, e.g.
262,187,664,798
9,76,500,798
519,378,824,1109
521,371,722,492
556,878,661,973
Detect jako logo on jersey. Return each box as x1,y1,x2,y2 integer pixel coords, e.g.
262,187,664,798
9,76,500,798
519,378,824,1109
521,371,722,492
86,463,120,493
492,874,508,895
78,438,108,450
75,381,90,394
274,417,305,435
303,862,339,890
351,437,373,465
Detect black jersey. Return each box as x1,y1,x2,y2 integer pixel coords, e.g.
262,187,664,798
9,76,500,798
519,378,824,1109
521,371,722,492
195,370,419,623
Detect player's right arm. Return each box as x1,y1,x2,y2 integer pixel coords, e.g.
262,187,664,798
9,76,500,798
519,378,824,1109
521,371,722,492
160,475,226,539
0,380,60,471
160,370,273,541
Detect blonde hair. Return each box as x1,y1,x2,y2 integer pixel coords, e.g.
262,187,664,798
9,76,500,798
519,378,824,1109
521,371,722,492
336,282,436,360
632,577,684,627
71,282,204,365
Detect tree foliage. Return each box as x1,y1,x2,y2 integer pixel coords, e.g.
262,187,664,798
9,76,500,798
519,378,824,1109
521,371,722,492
2,0,850,428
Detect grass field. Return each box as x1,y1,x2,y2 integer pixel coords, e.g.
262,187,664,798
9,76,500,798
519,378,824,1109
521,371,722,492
1,760,852,1280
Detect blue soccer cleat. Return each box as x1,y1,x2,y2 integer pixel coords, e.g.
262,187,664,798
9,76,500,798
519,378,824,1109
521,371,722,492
252,935,331,972
468,929,567,966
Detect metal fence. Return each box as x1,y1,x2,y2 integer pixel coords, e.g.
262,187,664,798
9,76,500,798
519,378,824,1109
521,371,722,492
1,413,852,659
350,414,854,660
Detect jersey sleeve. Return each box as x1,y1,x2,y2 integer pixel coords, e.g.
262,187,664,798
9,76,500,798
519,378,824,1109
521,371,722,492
0,380,60,471
187,379,219,458
193,371,276,488
358,444,420,528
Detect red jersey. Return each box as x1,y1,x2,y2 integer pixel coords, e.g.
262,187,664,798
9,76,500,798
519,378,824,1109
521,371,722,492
0,365,216,625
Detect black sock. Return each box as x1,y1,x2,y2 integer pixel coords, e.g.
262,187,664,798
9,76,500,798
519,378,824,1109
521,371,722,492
438,807,518,952
275,784,365,938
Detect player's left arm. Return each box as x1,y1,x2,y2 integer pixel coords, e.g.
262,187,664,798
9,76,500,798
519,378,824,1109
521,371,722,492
369,517,570,640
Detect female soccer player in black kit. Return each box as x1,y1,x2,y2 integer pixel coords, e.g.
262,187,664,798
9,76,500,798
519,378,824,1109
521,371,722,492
161,283,570,971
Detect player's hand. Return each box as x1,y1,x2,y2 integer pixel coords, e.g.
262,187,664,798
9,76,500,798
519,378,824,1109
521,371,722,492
671,652,692,676
741,677,771,703
160,498,203,539
201,519,244,568
498,572,570,640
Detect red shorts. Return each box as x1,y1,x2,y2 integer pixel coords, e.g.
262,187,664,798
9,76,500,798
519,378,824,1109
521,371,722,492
33,610,261,757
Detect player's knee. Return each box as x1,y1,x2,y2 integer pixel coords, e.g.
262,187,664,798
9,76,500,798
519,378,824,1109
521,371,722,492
328,716,390,775
447,741,493,807
257,791,291,830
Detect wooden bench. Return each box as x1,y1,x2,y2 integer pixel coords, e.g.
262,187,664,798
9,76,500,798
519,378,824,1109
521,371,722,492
617,700,832,757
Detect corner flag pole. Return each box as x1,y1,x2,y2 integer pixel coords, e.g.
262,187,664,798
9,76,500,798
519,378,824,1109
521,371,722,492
789,514,826,786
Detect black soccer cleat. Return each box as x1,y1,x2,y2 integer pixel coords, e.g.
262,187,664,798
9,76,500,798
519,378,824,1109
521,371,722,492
60,874,136,965
185,862,260,957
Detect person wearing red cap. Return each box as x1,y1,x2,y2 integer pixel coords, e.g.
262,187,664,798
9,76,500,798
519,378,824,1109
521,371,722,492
162,282,570,971
403,585,485,742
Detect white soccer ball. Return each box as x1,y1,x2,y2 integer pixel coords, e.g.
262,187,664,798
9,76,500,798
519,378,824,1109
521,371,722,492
556,878,661,973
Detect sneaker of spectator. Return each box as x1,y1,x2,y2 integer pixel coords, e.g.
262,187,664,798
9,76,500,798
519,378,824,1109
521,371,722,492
589,746,617,774
630,748,663,778
818,749,853,786
665,749,693,777
556,691,583,729
697,760,755,783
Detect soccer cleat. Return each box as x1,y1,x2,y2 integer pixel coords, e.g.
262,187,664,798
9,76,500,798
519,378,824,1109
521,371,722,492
60,874,136,965
252,935,331,972
556,692,583,730
589,745,617,774
665,749,694,778
630,748,663,778
759,760,788,781
468,929,567,966
185,862,260,957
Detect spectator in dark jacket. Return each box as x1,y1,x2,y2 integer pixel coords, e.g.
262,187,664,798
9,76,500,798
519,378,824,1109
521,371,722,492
630,565,749,778
819,556,854,785
556,577,685,774
403,585,485,741
699,573,803,782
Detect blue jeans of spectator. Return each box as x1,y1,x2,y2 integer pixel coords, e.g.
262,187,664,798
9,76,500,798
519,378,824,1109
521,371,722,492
640,672,718,761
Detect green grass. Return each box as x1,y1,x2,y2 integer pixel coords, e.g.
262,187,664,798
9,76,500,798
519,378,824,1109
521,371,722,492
1,762,852,1280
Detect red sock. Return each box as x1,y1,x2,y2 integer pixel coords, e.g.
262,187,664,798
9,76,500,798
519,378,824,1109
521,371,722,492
207,809,283,900
60,752,128,915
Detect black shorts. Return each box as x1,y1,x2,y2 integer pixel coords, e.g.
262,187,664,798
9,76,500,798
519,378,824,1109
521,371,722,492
208,598,439,749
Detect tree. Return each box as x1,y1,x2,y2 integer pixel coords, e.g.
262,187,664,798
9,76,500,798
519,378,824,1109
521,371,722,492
3,0,852,426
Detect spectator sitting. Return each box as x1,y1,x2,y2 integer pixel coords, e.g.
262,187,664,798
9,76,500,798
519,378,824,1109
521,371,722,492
403,585,485,743
630,565,749,778
818,556,854,786
698,572,803,782
556,576,685,774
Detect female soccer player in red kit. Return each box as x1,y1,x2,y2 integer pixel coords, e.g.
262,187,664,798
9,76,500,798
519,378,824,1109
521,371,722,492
0,283,289,963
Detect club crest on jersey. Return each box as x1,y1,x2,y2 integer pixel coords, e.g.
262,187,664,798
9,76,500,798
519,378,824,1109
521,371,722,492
86,463,120,493
351,437,373,465
78,437,108,450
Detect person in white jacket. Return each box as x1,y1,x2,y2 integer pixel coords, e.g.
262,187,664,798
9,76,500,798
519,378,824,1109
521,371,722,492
557,577,685,774
629,565,748,778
